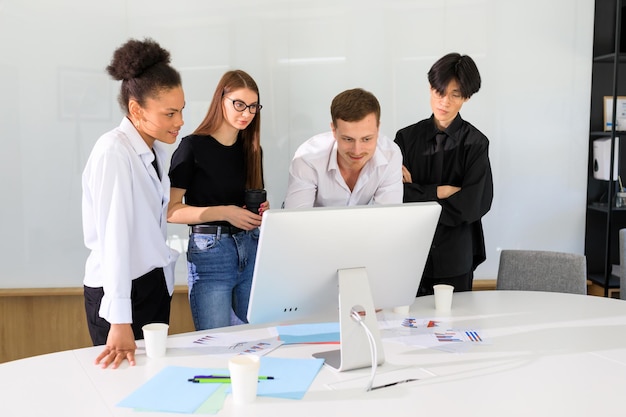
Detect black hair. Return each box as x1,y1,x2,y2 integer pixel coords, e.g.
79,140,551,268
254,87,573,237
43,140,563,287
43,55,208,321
106,38,182,114
428,53,481,99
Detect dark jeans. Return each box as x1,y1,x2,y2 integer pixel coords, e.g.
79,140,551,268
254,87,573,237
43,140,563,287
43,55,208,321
416,271,474,297
84,267,171,346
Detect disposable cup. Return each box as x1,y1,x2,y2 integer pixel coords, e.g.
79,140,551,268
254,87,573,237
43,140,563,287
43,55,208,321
392,305,410,315
142,323,169,358
433,284,454,312
228,355,260,405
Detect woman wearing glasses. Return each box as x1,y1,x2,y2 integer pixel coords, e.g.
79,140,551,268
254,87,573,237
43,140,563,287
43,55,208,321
168,70,267,330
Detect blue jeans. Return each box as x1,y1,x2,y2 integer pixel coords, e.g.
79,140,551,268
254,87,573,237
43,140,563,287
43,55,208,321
187,228,259,330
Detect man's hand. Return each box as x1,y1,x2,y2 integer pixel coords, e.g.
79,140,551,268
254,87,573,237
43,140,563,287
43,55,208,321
95,323,137,369
437,185,461,199
401,165,412,183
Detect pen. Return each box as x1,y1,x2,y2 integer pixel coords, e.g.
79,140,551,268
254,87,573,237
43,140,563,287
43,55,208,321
369,378,419,391
188,378,231,383
192,375,275,380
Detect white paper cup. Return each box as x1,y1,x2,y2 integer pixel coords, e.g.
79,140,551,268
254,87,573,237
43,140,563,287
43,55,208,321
228,355,260,405
433,284,454,312
392,305,410,315
142,323,169,358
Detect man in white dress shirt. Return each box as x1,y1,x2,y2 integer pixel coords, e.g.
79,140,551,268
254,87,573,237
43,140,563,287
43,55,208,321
283,88,403,208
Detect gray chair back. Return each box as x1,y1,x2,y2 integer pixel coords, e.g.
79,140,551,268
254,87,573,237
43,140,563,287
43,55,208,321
496,249,587,295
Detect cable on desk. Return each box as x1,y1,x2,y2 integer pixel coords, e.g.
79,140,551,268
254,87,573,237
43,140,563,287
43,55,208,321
350,309,378,392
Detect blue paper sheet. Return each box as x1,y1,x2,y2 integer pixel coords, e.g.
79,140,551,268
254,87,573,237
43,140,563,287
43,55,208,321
117,357,325,413
117,366,227,413
255,356,325,400
276,322,340,344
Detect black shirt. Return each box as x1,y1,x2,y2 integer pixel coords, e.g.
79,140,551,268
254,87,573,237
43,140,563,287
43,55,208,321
169,134,246,226
394,114,493,277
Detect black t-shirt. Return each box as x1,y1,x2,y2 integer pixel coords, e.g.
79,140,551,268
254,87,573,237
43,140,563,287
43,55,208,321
169,134,247,223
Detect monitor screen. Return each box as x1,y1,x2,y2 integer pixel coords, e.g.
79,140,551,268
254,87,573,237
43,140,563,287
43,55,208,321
247,202,441,325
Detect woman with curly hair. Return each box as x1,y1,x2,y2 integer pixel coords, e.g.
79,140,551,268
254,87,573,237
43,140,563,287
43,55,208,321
82,38,185,368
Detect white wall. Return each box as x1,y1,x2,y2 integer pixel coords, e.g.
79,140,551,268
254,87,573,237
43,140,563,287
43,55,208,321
0,0,594,288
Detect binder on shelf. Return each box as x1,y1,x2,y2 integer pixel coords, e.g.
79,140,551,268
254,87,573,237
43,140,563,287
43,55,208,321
593,137,619,181
604,96,626,131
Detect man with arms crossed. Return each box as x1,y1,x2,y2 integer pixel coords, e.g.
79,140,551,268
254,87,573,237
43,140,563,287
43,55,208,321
284,88,402,208
395,53,493,296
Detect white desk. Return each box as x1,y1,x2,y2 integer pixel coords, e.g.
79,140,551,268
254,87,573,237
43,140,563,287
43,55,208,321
2,291,626,417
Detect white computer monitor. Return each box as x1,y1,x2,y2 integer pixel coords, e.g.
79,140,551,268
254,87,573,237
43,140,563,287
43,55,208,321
246,202,441,371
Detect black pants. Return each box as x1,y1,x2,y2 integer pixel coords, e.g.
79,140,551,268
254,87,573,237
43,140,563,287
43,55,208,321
84,267,172,346
416,271,474,297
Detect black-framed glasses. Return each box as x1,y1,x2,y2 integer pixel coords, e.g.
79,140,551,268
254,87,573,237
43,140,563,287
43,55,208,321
225,97,262,114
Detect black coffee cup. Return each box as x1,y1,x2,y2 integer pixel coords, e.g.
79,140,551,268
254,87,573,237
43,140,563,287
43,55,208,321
244,189,266,214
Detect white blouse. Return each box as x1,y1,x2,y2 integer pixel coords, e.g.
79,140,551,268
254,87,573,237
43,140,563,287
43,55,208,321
82,117,178,324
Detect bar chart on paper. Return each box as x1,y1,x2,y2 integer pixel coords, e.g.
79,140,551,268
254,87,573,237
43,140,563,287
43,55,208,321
434,329,485,343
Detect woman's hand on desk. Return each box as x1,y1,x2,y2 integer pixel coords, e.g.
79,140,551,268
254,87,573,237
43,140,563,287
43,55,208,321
95,323,137,369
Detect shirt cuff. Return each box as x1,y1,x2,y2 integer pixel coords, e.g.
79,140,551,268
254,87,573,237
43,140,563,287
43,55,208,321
99,296,133,324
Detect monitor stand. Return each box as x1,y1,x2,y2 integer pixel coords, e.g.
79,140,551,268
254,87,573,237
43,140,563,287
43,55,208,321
313,267,385,372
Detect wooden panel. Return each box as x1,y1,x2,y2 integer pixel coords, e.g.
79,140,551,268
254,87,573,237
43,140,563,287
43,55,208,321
472,279,496,291
170,288,196,335
0,281,501,364
0,286,194,364
0,293,92,363
587,281,621,298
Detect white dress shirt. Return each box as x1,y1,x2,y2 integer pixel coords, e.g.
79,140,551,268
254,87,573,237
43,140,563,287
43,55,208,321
283,131,403,208
82,117,178,324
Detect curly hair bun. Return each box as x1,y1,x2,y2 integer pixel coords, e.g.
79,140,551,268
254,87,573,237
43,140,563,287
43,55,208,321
106,38,171,81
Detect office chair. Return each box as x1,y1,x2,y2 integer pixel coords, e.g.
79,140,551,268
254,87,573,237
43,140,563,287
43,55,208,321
496,249,587,295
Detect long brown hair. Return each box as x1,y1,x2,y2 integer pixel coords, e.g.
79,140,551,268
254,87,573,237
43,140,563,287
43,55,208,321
193,70,263,189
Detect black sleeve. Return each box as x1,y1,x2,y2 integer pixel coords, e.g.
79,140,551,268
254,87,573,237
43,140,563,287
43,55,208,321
394,127,439,203
438,139,493,228
168,137,194,190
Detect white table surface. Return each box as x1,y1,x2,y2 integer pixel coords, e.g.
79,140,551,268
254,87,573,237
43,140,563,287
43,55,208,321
2,290,626,417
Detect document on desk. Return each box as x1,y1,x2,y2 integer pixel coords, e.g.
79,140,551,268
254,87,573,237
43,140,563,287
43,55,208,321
415,328,489,353
117,357,325,413
275,322,340,344
117,365,229,414
148,330,284,356
257,356,325,399
383,317,489,353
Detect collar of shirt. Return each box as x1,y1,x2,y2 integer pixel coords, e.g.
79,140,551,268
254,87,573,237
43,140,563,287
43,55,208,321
326,138,394,197
120,117,166,186
427,113,464,149
121,117,152,158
